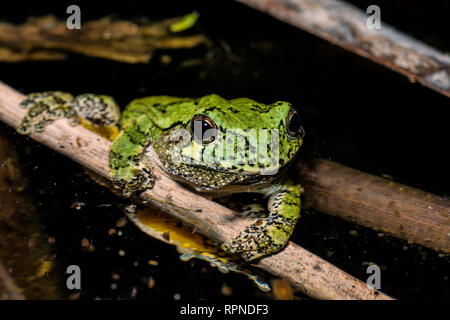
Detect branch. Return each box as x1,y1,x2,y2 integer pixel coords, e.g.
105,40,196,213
0,81,391,300
0,259,25,300
236,0,450,98
0,15,208,63
297,159,450,253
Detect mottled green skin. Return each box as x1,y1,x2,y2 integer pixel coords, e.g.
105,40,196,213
17,92,303,261
17,92,119,134
111,94,303,260
112,95,301,188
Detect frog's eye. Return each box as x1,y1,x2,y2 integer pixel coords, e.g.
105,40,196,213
285,108,304,139
190,114,218,144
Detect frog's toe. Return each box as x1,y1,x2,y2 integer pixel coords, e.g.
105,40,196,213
120,184,136,198
17,125,31,135
138,165,156,190
221,240,278,262
17,91,77,135
113,178,142,198
112,166,156,198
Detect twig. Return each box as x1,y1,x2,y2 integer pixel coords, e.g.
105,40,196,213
0,15,208,63
236,0,450,252
0,81,391,300
236,0,450,98
0,259,25,300
297,160,450,253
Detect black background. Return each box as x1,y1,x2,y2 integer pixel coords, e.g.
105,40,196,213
0,0,448,300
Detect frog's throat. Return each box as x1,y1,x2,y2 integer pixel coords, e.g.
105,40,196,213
167,170,279,194
157,156,288,194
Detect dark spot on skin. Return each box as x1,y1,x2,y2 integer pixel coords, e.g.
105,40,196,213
162,232,170,241
202,106,218,113
195,209,202,212
313,263,322,271
162,101,182,108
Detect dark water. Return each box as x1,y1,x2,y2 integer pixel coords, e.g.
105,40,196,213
0,0,448,299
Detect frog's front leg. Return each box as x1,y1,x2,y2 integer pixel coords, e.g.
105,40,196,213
222,180,301,261
109,114,156,197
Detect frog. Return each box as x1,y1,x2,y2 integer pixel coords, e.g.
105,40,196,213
17,92,304,261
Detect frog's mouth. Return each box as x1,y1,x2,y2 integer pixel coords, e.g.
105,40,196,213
150,141,290,193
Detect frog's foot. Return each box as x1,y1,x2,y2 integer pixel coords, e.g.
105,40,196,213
221,218,294,261
222,181,302,261
17,91,78,134
111,163,156,198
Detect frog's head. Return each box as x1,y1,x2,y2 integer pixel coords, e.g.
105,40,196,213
157,94,304,191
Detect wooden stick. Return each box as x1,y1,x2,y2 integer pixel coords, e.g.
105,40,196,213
236,0,450,98
297,160,450,253
237,0,450,251
0,81,390,300
0,15,208,64
0,259,25,300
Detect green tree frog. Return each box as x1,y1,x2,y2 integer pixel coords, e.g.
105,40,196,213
17,92,304,261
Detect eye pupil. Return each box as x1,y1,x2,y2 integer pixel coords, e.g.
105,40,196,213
190,114,217,143
286,109,303,138
196,120,212,139
202,121,211,131
289,112,301,133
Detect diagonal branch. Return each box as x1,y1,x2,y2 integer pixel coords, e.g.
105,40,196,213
236,0,450,98
0,259,25,300
297,159,450,253
0,81,391,300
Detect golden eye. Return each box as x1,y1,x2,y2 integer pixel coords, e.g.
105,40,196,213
190,114,218,144
285,108,304,139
